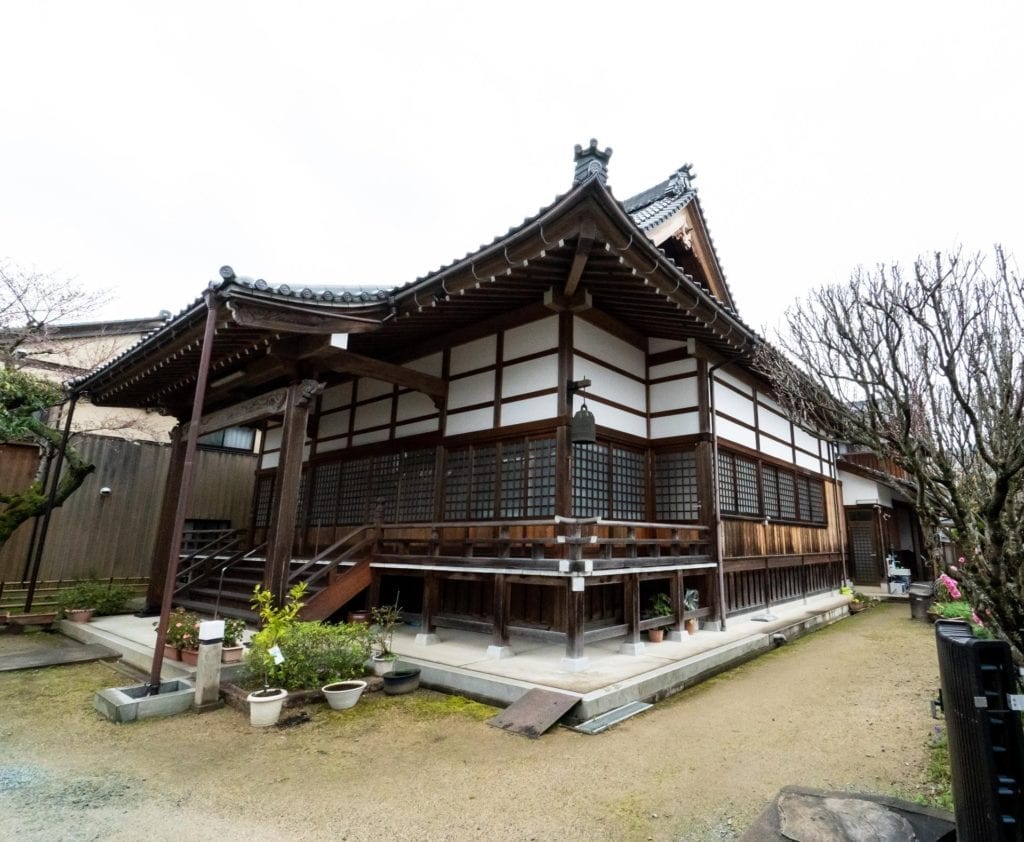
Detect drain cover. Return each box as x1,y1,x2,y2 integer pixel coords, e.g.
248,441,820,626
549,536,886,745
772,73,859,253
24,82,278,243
572,701,652,734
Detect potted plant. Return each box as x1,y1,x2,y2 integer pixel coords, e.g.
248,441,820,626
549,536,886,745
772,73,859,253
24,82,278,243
381,662,421,695
849,591,870,614
370,599,402,675
221,617,247,663
683,588,699,634
245,582,306,727
647,592,672,642
57,579,133,623
158,607,199,661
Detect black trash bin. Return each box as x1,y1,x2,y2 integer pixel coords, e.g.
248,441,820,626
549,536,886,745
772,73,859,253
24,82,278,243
908,582,934,621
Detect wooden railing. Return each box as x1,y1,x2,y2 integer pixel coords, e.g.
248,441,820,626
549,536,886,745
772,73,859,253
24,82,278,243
723,553,844,616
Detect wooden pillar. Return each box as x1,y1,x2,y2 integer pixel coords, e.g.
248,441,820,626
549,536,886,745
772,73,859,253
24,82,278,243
492,574,509,648
421,572,437,636
625,573,642,647
564,579,585,660
669,569,685,637
143,427,187,612
264,379,322,604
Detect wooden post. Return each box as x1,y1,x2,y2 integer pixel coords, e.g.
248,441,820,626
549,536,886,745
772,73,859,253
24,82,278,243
263,380,322,604
564,578,586,661
492,573,509,648
669,569,686,639
622,573,643,654
143,427,187,613
421,572,437,636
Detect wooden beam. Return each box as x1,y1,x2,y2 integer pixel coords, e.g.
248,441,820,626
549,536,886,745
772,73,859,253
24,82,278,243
563,219,596,298
227,299,385,335
181,385,290,437
310,346,447,401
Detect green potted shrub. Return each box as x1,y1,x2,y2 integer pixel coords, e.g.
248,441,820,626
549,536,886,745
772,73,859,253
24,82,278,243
159,607,200,661
57,579,133,623
245,583,306,726
647,592,672,642
849,591,870,614
370,599,402,675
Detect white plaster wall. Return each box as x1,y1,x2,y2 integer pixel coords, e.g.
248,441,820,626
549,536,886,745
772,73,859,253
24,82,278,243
650,412,701,438
648,337,686,353
758,406,792,442
716,370,753,396
840,472,894,507
591,401,647,438
352,429,390,447
395,418,440,438
795,449,823,473
317,409,350,439
574,319,645,377
502,393,558,426
502,355,557,397
264,427,283,450
504,316,557,359
448,371,495,410
649,357,697,379
261,451,279,470
450,335,496,375
320,382,353,411
353,399,391,431
714,384,756,425
793,426,820,454
649,378,699,412
760,437,794,464
716,416,757,450
397,391,437,422
446,407,494,436
574,355,646,412
316,438,347,454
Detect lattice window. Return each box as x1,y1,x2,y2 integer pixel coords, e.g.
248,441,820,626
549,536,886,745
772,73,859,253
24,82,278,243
735,455,760,515
806,478,825,522
762,464,780,519
611,446,645,520
338,457,372,524
777,470,797,519
718,452,737,514
655,450,699,521
373,452,401,521
444,449,471,519
253,474,274,528
309,462,341,525
572,442,609,517
396,448,436,521
499,441,525,518
526,438,556,517
470,446,496,519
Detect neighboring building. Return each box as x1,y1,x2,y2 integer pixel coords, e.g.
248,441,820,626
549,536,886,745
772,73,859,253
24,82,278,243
75,142,846,666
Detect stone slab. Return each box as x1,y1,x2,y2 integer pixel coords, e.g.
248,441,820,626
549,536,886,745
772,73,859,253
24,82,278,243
488,687,580,738
0,642,119,672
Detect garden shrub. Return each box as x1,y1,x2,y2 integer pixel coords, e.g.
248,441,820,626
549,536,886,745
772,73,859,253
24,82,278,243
56,580,133,616
244,621,374,691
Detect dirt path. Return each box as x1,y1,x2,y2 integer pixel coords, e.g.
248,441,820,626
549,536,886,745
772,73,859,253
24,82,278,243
0,603,940,841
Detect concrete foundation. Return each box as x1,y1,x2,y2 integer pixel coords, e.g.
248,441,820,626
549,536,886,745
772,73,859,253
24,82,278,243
560,656,591,673
486,645,514,659
620,641,645,656
94,679,194,723
415,633,440,646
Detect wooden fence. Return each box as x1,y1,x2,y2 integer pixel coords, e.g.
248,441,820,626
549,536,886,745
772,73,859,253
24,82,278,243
0,436,257,583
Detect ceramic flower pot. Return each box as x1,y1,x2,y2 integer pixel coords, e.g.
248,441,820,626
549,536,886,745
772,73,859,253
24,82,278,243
685,618,699,635
181,648,199,666
67,608,95,623
371,655,396,676
648,628,665,642
163,643,182,661
246,688,288,727
382,667,421,696
322,680,367,710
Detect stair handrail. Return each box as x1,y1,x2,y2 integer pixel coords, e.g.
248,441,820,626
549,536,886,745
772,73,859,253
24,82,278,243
174,540,267,597
175,528,244,583
288,524,375,589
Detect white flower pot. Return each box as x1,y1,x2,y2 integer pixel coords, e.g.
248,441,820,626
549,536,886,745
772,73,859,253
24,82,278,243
371,656,396,676
322,680,367,710
246,688,287,727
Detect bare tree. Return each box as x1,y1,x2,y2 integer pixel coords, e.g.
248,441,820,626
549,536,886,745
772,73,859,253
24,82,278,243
757,248,1024,660
0,261,110,548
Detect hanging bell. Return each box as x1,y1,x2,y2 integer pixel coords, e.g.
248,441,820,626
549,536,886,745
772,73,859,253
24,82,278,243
570,401,596,444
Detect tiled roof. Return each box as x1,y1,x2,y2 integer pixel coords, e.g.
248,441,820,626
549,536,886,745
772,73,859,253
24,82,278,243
622,165,697,232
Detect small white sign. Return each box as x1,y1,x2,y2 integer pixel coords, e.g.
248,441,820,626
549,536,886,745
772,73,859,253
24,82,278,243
269,645,285,665
199,619,224,642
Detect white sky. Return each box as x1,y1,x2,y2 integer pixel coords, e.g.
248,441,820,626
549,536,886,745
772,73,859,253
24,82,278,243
2,1,1021,337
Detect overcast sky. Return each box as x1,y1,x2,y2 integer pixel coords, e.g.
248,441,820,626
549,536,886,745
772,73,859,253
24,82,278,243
2,1,1021,337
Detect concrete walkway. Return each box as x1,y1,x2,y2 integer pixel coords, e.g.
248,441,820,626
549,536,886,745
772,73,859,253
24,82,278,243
61,591,851,721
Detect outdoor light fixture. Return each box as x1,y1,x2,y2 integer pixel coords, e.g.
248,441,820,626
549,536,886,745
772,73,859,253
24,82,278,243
568,378,596,445
99,486,112,497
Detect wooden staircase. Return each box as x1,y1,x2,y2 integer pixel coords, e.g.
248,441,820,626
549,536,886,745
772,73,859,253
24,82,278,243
172,526,376,623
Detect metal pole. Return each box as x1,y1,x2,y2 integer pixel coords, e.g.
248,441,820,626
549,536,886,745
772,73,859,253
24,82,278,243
24,393,79,613
148,294,218,694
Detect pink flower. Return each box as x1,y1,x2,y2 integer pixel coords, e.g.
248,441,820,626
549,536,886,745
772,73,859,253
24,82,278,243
972,611,983,626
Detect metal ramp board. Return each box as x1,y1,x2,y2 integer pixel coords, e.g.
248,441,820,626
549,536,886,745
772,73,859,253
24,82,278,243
571,701,653,735
487,688,580,738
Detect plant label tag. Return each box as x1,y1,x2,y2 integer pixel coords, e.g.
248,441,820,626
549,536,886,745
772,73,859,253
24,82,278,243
1008,695,1024,711
269,645,285,665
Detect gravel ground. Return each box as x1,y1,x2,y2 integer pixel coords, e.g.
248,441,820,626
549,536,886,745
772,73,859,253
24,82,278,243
0,603,940,841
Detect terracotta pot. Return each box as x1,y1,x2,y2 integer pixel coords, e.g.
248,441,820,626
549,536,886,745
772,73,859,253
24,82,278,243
347,610,372,625
221,645,245,664
685,618,699,635
849,602,867,614
648,628,665,642
67,608,95,623
163,643,182,661
181,648,199,666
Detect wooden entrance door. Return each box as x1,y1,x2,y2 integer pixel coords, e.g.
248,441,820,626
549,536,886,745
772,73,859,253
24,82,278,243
848,513,880,585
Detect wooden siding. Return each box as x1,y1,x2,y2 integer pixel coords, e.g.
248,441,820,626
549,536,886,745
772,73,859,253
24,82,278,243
0,436,257,583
